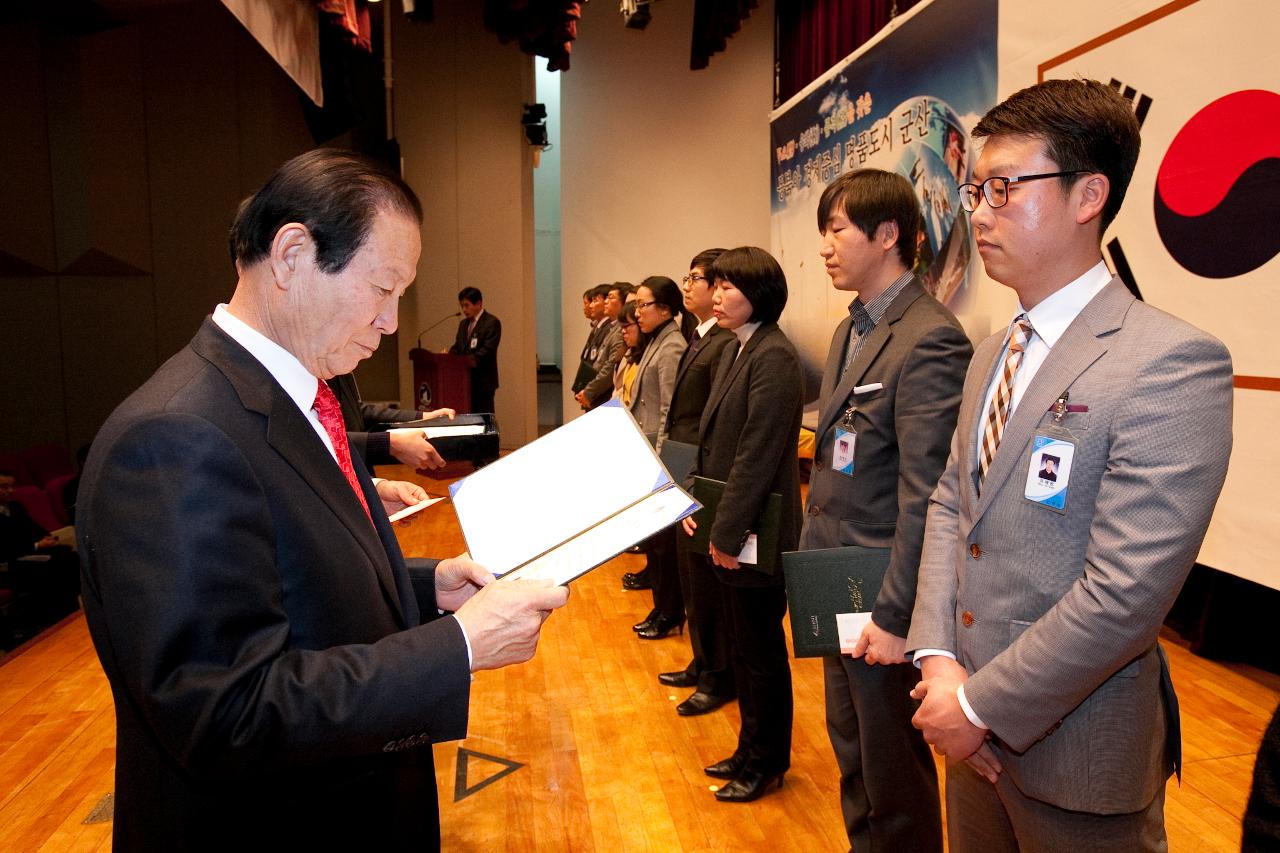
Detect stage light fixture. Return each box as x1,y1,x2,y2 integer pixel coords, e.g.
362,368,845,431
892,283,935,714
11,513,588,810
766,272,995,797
620,0,652,30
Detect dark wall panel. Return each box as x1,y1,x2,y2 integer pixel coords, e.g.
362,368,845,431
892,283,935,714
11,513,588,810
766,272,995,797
143,2,244,360
58,276,158,454
0,280,66,450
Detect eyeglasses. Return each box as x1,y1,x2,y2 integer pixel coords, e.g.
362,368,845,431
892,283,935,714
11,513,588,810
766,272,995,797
636,300,657,309
681,274,708,286
956,170,1091,212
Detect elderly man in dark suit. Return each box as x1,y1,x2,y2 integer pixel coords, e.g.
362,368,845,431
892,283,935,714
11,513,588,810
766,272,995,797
908,79,1233,852
802,168,971,851
449,286,502,414
77,149,567,852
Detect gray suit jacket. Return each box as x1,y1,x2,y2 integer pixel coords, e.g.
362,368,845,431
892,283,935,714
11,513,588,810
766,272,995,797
629,320,686,435
907,278,1233,814
581,321,625,406
800,279,971,637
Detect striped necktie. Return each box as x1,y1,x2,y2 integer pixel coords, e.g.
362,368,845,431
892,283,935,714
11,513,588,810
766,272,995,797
978,315,1033,489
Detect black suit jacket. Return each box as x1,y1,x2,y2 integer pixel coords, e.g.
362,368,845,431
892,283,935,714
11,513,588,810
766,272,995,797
663,323,735,446
329,372,422,466
696,323,804,587
78,319,471,851
799,279,971,636
450,312,501,404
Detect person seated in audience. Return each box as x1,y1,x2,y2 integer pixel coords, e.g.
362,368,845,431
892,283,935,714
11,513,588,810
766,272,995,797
0,468,80,622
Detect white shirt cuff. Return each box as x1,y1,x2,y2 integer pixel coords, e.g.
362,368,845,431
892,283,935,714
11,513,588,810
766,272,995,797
911,649,955,668
449,613,475,675
956,684,989,730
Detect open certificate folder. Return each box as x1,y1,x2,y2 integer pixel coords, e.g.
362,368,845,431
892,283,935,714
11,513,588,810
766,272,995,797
448,399,700,585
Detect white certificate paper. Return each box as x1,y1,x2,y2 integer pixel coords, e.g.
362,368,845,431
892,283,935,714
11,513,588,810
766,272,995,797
449,400,700,584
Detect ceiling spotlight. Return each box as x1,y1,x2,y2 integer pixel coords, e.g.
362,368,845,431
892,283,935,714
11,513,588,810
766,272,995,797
620,0,652,30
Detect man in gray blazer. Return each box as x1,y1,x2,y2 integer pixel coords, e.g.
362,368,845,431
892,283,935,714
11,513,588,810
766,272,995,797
802,169,971,851
907,79,1233,851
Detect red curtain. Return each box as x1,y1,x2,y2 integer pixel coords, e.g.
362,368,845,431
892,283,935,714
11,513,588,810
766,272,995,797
776,0,923,105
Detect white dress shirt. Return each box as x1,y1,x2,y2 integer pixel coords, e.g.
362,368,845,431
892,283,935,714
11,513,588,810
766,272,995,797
731,321,762,359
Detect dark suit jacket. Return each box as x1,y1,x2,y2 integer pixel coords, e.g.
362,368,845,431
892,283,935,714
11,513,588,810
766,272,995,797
449,311,502,404
662,323,735,447
329,372,422,466
78,319,471,851
696,323,804,587
799,279,971,636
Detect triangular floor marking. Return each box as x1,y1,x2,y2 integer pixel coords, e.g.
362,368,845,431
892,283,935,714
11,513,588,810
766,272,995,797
454,747,524,801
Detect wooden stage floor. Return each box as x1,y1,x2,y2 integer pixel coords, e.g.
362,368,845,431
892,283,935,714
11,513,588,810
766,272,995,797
1,464,1276,851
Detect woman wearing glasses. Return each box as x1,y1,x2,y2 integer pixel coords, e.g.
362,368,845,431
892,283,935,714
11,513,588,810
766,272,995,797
628,276,688,639
612,300,649,405
681,246,803,802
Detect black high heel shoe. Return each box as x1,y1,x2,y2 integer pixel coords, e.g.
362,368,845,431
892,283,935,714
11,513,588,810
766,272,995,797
704,753,747,780
714,769,785,802
632,608,659,633
636,613,684,640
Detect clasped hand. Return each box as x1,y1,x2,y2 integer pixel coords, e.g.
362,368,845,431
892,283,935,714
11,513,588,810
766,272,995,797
910,656,1002,783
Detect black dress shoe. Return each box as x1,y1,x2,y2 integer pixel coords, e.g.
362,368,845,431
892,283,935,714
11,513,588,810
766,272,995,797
677,691,731,716
621,571,651,591
704,753,747,780
658,670,697,688
632,608,659,633
636,614,684,640
714,769,785,803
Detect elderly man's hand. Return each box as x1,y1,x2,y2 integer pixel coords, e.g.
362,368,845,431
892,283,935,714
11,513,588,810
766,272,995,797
433,553,493,612
422,407,456,420
375,478,427,515
453,577,570,671
389,428,446,470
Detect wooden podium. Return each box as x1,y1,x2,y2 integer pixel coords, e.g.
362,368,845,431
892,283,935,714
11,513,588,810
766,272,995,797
409,349,472,413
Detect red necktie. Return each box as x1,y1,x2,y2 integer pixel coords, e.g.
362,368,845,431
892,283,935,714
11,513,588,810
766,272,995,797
313,378,373,522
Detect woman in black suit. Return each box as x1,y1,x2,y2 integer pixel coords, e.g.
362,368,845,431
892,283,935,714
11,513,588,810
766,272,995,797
682,246,803,803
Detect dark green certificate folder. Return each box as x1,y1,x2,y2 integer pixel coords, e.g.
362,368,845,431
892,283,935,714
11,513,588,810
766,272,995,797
689,476,782,575
782,546,892,657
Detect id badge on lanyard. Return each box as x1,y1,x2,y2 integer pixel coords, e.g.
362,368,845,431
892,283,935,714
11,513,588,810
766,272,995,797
832,404,857,476
1024,391,1077,512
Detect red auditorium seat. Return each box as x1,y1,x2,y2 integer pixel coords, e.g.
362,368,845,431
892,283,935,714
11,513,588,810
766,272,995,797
11,486,62,533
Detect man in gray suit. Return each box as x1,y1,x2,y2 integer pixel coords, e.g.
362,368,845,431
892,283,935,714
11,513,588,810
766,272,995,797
907,79,1233,851
802,169,971,851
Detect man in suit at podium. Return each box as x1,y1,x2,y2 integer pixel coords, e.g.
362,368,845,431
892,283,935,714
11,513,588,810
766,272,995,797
449,286,501,414
802,169,971,851
908,79,1233,851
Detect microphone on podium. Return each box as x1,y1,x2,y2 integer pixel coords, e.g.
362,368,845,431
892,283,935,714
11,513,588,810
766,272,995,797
415,311,462,349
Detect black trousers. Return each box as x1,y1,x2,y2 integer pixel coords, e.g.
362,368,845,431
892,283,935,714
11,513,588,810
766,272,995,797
677,541,735,697
649,528,683,620
718,573,792,774
824,653,941,852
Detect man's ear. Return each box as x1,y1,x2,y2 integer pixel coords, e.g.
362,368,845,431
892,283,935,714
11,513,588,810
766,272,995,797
1075,173,1110,227
268,223,311,289
875,220,900,252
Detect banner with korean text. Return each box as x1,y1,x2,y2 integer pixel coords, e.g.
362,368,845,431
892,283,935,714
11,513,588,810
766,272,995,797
768,0,997,393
